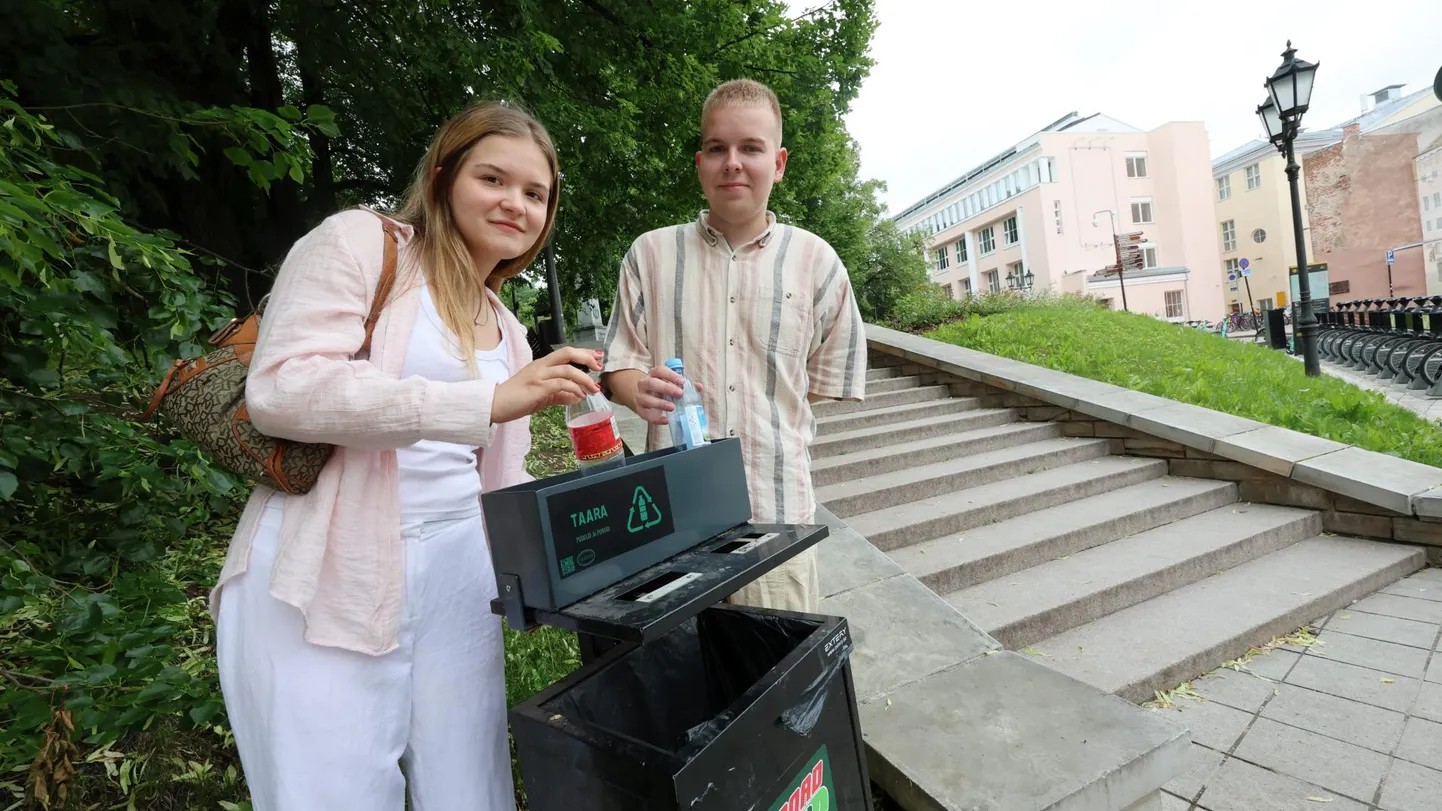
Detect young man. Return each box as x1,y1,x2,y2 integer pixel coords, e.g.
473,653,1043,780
601,79,866,612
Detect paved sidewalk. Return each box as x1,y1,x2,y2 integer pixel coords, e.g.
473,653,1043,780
1154,567,1442,810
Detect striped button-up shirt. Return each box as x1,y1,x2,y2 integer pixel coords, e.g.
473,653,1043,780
603,211,866,524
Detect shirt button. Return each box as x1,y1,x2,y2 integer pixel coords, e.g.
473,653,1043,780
729,296,735,303
729,338,736,346
728,429,736,437
729,385,736,392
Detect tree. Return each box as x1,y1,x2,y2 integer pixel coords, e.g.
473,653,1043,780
850,218,931,323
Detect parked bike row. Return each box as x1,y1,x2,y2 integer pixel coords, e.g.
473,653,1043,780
1319,296,1442,397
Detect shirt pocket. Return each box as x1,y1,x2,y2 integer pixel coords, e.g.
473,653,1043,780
741,287,810,360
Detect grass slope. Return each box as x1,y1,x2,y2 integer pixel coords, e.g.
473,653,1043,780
929,307,1442,469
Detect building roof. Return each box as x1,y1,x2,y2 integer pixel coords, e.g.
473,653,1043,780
1335,85,1436,133
894,111,1135,222
1211,129,1343,177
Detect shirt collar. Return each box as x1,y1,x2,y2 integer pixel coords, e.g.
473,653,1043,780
696,210,778,250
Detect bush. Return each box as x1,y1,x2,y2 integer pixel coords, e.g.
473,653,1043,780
929,306,1442,468
890,286,1103,333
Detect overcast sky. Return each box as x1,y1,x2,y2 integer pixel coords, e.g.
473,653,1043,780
822,0,1442,214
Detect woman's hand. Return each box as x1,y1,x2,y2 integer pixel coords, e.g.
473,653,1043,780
492,348,603,424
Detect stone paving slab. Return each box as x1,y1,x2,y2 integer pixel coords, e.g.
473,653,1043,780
1158,568,1442,811
860,651,1189,811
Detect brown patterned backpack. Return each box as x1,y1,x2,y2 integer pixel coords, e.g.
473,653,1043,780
143,216,401,494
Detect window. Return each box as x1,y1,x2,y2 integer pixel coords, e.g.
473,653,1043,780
1435,192,1440,207
1427,195,1433,211
1217,175,1231,201
934,246,949,270
1054,200,1064,235
956,238,968,262
1141,244,1159,269
1164,290,1183,319
1100,298,1115,310
1130,198,1154,224
1252,228,1267,244
1003,216,1019,246
1224,258,1241,273
978,226,995,255
986,270,1000,292
947,283,958,300
1245,163,1262,190
962,278,972,297
1258,298,1274,311
1126,153,1148,178
1221,220,1237,252
1006,261,1026,289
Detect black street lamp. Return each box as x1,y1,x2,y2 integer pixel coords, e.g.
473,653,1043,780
1257,41,1321,376
1007,266,1035,293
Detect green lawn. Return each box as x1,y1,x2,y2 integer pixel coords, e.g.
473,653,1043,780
928,305,1442,469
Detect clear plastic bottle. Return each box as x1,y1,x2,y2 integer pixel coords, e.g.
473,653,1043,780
566,391,625,473
664,358,710,450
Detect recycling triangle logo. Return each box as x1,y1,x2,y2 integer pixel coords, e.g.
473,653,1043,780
627,486,663,533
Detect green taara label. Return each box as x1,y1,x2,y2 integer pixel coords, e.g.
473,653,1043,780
768,745,832,811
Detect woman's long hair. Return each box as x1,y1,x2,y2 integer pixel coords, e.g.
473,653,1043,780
394,101,560,365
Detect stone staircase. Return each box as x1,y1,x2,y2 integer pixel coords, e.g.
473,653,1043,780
814,353,1425,705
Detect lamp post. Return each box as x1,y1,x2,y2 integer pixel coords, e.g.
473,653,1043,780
1256,40,1321,376
1007,266,1035,293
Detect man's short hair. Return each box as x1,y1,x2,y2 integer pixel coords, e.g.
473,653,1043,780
701,79,783,144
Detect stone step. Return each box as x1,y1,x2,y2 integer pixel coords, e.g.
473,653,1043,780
815,397,982,435
849,456,1168,551
869,353,906,368
868,374,926,394
1031,535,1425,704
810,421,1062,488
819,437,1111,518
950,503,1323,650
866,366,908,382
809,408,1018,459
811,384,948,418
894,477,1239,594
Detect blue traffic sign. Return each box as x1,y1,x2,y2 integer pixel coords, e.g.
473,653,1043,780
1239,258,1250,270
1387,249,1396,266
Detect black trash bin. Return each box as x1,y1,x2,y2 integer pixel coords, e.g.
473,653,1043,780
484,438,871,811
511,604,866,811
1264,307,1288,350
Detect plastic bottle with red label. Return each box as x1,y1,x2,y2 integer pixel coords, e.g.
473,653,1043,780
565,391,625,473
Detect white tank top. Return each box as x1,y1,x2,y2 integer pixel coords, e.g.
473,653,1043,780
396,285,511,521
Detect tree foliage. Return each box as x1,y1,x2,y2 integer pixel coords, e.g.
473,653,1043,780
0,0,928,806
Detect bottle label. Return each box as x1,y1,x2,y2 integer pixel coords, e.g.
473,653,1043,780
682,405,708,447
570,416,623,464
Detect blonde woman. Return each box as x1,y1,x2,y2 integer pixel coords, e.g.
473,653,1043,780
212,102,595,811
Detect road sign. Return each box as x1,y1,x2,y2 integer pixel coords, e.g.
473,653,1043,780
1116,232,1145,245
1387,249,1396,266
1241,267,1250,277
1227,271,1238,282
1239,258,1250,270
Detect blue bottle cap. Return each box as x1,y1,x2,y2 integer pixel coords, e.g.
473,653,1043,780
664,358,684,373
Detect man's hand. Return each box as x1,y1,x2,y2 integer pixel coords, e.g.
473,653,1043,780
606,366,704,426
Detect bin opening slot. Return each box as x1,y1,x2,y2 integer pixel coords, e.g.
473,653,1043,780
542,610,820,754
620,570,703,603
711,532,780,555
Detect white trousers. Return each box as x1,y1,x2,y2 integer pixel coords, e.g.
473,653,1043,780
217,503,514,811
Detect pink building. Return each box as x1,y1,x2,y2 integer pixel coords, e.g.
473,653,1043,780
897,113,1225,324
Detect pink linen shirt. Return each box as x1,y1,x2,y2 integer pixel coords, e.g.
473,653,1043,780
210,208,533,656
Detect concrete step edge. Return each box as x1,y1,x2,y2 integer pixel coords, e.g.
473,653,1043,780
1031,536,1426,703
956,506,1324,650
821,438,1111,518
898,478,1240,594
810,409,1018,458
854,457,1169,551
810,422,1062,487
